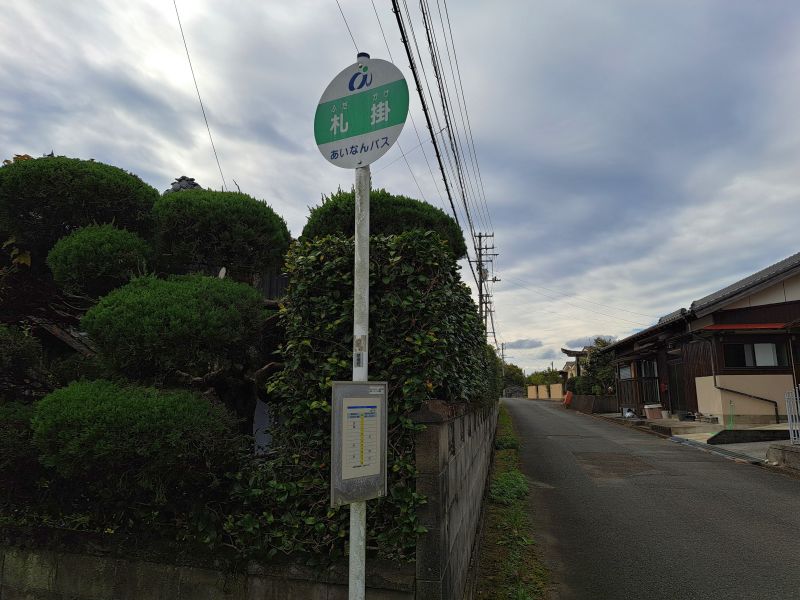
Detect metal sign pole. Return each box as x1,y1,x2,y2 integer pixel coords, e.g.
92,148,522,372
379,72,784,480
349,163,370,600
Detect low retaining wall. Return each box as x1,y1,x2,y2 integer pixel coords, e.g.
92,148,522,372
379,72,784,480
1,401,498,600
767,444,800,470
0,546,414,600
412,400,498,600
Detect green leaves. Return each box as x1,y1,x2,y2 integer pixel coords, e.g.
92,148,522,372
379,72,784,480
260,230,500,561
82,274,269,381
301,188,468,259
152,189,290,279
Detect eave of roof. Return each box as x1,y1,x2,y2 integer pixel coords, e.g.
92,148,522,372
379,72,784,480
701,323,786,331
691,251,800,316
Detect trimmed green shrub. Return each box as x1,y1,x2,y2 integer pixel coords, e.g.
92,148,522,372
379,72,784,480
253,231,495,560
0,402,40,496
0,157,157,268
302,188,468,259
153,190,290,278
31,380,241,507
46,224,150,296
82,274,269,381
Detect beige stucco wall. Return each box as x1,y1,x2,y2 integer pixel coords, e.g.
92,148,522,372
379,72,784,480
550,383,563,399
537,384,549,399
527,385,538,399
695,374,793,419
724,273,800,309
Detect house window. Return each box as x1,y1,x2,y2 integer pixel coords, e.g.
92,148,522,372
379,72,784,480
723,342,788,368
640,359,658,378
619,364,633,380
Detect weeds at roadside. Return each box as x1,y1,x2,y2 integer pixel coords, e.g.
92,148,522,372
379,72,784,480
474,404,547,600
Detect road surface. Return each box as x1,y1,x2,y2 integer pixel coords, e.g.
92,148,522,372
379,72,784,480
505,399,800,600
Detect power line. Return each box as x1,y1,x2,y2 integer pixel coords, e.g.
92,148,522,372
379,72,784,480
503,274,658,319
173,0,227,191
370,0,438,209
334,0,359,52
390,0,478,289
499,276,651,327
437,0,493,232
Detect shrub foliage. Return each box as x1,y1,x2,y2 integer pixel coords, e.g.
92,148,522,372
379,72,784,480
81,274,269,381
0,402,39,496
31,380,241,516
302,188,468,259
153,190,291,278
0,157,157,267
0,325,51,402
246,231,497,560
46,224,150,296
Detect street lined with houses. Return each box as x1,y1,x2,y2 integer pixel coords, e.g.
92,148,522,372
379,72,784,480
506,398,800,600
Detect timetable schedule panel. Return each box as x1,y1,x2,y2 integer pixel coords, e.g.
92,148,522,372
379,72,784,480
342,398,381,480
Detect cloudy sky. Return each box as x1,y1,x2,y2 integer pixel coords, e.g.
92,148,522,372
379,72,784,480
4,1,800,373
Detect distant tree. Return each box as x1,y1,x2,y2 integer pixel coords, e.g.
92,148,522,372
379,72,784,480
526,368,561,386
583,336,616,394
502,362,526,389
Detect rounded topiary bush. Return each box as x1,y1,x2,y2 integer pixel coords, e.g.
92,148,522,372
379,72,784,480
31,380,241,505
81,274,269,380
46,224,151,296
153,190,290,278
302,188,468,259
0,157,158,268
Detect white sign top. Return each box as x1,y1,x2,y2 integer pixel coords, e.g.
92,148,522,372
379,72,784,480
314,54,409,169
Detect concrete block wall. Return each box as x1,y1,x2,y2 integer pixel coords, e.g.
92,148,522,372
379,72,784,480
0,546,414,600
412,400,498,600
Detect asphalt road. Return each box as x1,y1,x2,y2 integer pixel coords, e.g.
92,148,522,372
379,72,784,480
505,399,800,600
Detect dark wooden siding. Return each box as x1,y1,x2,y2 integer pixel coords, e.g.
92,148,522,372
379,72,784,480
679,340,712,413
715,300,800,324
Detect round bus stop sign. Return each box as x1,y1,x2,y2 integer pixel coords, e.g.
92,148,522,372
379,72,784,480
314,54,409,169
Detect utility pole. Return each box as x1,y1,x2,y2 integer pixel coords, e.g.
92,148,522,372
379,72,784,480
472,233,499,333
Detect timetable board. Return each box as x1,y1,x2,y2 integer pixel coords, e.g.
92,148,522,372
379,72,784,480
331,382,388,507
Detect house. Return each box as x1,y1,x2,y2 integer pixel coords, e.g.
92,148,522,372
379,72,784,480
561,360,578,379
602,252,800,424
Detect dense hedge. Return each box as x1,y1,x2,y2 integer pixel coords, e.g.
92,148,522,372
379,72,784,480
242,231,497,560
0,157,157,268
81,275,269,381
153,190,291,278
46,224,150,296
31,380,242,519
302,188,468,259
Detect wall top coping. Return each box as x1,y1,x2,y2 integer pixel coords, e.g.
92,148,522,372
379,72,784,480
409,399,496,424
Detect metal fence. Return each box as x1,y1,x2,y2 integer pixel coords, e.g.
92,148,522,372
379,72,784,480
786,386,800,445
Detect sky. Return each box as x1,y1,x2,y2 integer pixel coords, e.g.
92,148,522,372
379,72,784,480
3,1,800,374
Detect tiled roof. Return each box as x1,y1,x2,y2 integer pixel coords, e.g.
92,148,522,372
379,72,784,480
691,251,800,313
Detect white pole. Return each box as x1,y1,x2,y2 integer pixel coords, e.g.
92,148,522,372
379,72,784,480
349,162,370,600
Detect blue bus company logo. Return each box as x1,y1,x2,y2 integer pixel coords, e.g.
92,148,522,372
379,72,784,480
348,65,373,91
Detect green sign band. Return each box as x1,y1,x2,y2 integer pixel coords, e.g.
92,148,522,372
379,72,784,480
314,79,409,146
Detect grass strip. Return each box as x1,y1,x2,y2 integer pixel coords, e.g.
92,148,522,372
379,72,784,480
474,404,547,600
